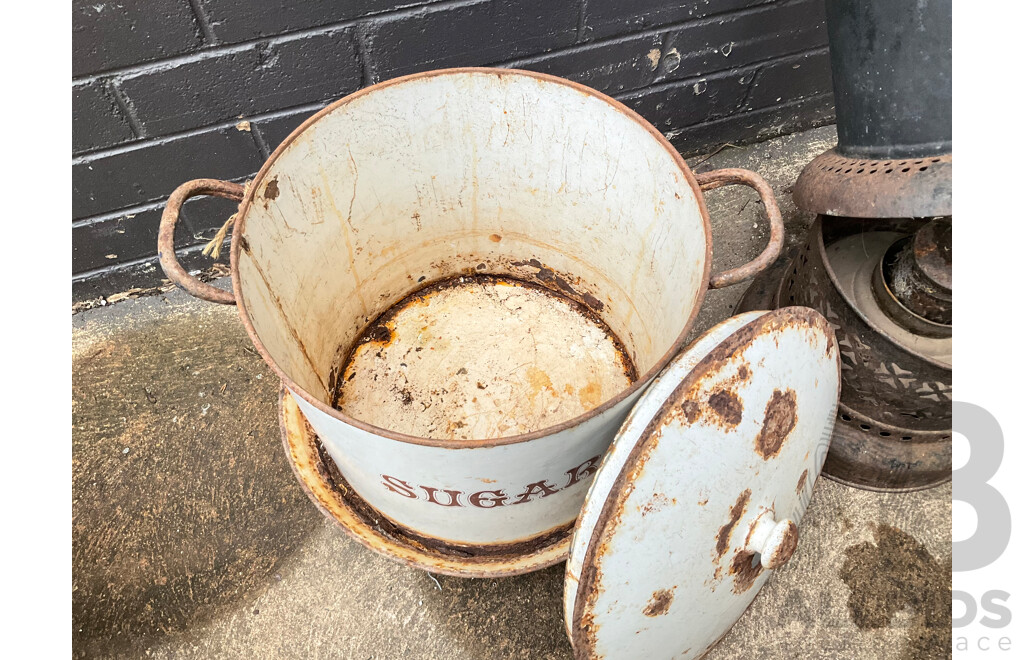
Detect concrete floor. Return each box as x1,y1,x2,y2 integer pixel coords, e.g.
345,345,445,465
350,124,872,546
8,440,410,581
72,125,951,659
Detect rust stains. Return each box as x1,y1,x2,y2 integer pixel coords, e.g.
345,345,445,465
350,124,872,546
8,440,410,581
839,524,951,660
263,177,280,200
796,468,808,494
715,489,751,559
708,389,743,427
681,400,701,423
578,381,603,410
362,324,392,345
508,257,613,320
640,492,677,517
582,292,605,312
773,525,799,567
489,233,502,242
526,366,554,401
643,588,675,617
755,389,797,459
332,274,636,439
730,551,763,593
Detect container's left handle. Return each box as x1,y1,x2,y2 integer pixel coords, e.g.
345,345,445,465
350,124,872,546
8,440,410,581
158,178,246,305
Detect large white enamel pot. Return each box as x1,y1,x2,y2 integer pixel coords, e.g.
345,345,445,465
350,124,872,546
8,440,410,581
158,68,784,562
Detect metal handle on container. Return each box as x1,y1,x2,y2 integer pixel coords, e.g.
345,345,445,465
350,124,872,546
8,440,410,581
157,178,245,305
695,168,784,290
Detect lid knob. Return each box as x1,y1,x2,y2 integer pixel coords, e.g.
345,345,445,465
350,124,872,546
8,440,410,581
746,513,799,570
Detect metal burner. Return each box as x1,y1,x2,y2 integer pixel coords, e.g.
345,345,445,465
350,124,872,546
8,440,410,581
876,217,952,331
782,218,951,426
736,217,952,492
794,151,951,218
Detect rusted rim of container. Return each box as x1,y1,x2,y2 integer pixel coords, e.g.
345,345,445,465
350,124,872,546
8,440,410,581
278,386,573,577
569,307,835,654
232,67,713,449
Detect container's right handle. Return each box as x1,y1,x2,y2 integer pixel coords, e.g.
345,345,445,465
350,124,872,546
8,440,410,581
158,178,245,305
695,168,784,290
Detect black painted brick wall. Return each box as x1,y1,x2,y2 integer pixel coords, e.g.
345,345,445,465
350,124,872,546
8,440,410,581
71,0,834,300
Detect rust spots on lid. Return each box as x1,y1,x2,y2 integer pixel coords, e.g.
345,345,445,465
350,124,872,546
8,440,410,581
715,488,751,560
643,588,675,617
640,492,676,517
681,400,701,423
772,524,799,567
796,468,808,494
755,389,797,459
707,389,743,427
729,551,763,593
263,177,280,200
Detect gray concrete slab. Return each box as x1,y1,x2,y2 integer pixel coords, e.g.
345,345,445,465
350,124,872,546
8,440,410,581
72,125,951,659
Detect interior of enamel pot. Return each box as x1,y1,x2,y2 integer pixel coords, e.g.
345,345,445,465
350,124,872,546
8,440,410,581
234,69,709,435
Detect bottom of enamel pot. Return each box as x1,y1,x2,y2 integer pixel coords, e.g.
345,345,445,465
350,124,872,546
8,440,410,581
278,386,573,578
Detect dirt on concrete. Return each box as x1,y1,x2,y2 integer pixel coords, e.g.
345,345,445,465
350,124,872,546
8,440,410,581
72,292,319,658
840,524,952,660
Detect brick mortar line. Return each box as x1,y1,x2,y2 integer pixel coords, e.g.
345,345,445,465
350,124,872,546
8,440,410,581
73,88,833,229
614,45,830,101
72,100,330,164
739,68,764,108
73,174,252,228
508,0,812,68
71,0,810,86
352,24,374,90
73,45,830,218
72,199,169,228
575,0,589,43
107,80,147,139
71,0,482,84
186,0,219,46
72,243,217,282
73,36,828,164
249,124,272,160
664,92,835,143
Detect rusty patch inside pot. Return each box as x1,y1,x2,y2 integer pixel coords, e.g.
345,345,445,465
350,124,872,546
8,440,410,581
332,274,637,440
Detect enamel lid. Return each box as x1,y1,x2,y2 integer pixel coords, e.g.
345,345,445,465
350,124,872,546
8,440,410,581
563,307,840,659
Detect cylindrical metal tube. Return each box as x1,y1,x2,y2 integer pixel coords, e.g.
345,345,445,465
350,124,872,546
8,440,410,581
825,0,952,159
